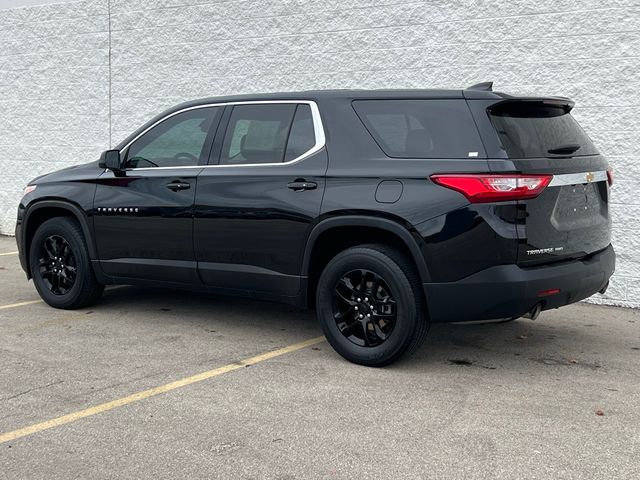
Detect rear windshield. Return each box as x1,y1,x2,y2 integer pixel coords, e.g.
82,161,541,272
489,102,598,158
353,99,485,159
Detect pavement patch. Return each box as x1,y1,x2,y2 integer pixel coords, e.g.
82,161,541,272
0,336,324,445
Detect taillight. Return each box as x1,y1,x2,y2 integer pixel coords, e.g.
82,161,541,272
537,288,561,297
430,174,552,203
607,167,614,187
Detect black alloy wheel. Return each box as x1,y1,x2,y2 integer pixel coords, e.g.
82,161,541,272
38,235,78,295
316,244,429,367
29,217,104,309
333,269,397,347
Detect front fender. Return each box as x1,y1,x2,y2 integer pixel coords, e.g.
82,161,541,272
20,199,98,278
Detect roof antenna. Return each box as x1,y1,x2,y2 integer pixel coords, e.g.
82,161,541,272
466,81,493,91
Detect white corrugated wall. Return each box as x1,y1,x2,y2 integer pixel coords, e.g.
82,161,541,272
1,0,638,306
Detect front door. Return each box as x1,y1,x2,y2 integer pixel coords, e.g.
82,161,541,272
94,106,222,284
194,102,327,299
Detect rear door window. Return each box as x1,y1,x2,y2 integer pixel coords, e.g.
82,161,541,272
220,104,296,165
352,99,485,159
220,103,317,165
488,102,598,158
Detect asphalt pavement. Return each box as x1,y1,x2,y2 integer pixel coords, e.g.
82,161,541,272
0,235,638,479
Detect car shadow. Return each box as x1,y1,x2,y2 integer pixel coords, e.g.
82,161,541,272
98,285,610,373
98,284,318,332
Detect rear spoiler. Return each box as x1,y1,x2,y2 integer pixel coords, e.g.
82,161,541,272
464,82,574,111
488,97,575,114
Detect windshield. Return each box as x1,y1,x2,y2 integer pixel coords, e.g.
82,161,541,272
489,102,598,158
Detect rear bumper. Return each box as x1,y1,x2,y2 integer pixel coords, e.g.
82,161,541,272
424,244,615,323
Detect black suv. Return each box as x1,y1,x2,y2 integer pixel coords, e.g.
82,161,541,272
16,84,615,366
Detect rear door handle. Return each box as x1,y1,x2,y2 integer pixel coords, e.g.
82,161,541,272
287,180,317,191
165,181,191,192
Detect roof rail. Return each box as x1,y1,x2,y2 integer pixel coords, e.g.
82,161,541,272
466,82,493,91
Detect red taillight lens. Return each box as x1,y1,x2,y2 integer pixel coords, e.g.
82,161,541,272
607,167,614,187
430,174,553,203
537,288,561,297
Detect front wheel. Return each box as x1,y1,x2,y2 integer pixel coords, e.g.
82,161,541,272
29,217,104,309
316,244,429,367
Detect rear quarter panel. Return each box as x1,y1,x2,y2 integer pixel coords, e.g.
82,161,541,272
319,97,520,282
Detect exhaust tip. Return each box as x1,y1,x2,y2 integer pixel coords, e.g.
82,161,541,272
523,303,543,321
599,281,609,295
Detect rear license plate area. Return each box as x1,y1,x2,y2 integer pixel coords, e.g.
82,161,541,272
552,183,603,226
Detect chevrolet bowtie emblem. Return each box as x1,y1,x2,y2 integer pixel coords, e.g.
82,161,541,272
585,172,595,182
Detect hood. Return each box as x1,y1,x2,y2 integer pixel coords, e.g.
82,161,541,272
29,161,102,185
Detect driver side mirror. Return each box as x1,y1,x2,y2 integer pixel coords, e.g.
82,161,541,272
99,149,123,171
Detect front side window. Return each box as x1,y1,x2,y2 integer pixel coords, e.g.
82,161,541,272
126,107,220,168
353,99,485,159
220,103,316,165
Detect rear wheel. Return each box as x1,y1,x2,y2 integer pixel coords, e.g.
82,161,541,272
29,217,104,309
316,244,428,366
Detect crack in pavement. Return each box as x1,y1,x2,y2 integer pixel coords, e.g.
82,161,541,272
2,380,64,401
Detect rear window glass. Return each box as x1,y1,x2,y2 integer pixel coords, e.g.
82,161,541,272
489,102,598,158
220,104,296,165
352,99,485,159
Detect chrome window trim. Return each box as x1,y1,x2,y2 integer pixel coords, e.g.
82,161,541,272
120,100,326,171
548,170,608,187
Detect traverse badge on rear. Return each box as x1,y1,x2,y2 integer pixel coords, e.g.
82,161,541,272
527,246,564,256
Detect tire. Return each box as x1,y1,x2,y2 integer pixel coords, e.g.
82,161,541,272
29,217,104,309
316,244,429,367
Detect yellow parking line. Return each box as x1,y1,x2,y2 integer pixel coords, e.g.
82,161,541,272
0,286,128,312
0,251,18,256
0,336,325,444
0,299,42,310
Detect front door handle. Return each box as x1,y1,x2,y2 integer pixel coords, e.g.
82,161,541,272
165,181,191,192
287,180,317,191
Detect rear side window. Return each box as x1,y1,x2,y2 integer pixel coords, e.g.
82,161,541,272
221,104,295,165
489,102,598,158
220,103,317,165
353,99,485,159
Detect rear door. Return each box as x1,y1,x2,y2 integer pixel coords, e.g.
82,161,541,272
94,107,221,283
470,99,611,266
194,101,327,299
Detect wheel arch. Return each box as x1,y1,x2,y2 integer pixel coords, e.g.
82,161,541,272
22,200,96,278
302,215,431,308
